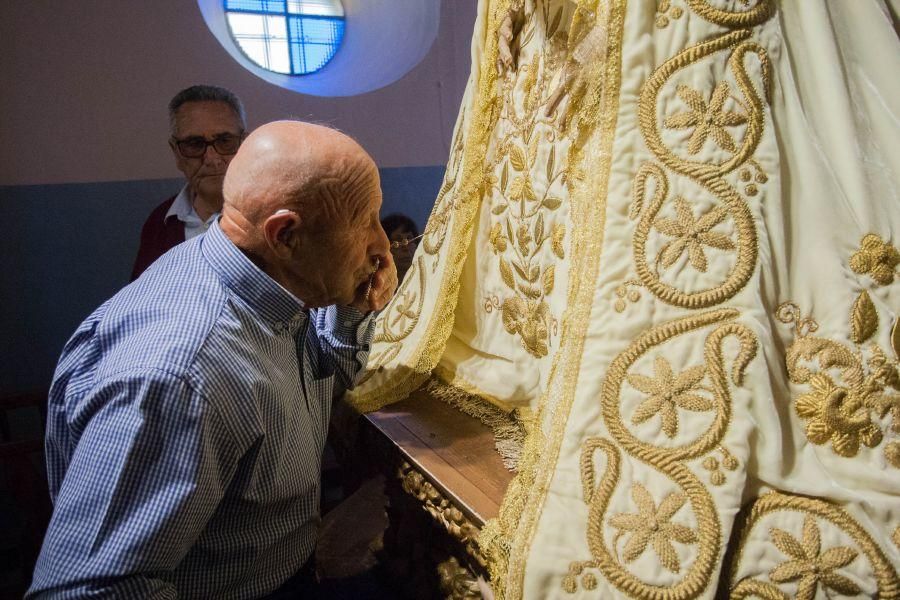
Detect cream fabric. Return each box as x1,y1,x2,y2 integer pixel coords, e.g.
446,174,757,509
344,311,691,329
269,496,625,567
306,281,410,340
350,0,900,597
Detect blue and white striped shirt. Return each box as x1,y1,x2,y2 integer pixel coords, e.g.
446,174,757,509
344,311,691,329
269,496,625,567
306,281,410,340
28,220,374,599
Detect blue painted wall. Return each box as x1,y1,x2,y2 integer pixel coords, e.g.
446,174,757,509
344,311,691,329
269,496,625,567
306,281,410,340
0,166,444,395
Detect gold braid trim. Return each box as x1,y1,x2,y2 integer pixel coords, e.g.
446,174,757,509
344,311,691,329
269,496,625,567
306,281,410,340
729,491,900,600
348,0,512,414
685,0,774,29
481,1,628,597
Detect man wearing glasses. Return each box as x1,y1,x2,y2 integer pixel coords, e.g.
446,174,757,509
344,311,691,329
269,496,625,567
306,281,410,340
131,85,246,280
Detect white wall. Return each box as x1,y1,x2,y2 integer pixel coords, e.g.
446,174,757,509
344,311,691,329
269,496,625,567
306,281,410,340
0,0,477,185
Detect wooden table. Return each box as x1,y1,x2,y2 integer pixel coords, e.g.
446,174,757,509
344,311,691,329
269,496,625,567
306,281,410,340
353,387,514,598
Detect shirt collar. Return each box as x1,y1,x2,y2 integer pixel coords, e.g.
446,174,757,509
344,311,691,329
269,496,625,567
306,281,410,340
202,219,306,332
164,185,193,223
165,185,218,226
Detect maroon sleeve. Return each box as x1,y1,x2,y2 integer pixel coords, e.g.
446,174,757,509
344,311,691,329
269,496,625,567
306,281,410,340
131,196,185,281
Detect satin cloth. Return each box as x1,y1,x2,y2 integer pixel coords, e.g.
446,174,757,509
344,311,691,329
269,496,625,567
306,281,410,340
349,1,900,597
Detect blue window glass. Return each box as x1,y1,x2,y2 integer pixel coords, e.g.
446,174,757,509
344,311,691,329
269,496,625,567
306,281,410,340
224,0,344,75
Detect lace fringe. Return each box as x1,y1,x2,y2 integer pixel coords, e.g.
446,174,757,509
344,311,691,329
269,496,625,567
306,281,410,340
425,378,526,471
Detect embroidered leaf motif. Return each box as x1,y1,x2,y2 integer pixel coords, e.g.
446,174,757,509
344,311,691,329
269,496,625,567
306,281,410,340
551,224,566,259
891,317,900,360
512,260,529,282
510,145,527,171
543,197,562,209
499,258,515,289
543,265,555,295
534,212,545,242
850,291,878,344
547,6,563,38
546,146,555,183
500,160,509,192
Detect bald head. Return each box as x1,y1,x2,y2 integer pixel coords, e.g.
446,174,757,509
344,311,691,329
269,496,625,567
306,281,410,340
223,121,379,230
217,120,389,308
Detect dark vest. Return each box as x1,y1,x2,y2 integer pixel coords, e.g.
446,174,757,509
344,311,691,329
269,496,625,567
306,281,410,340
131,195,186,281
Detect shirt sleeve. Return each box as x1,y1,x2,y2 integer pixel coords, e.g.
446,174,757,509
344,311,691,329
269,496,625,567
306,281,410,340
27,370,239,599
308,305,376,391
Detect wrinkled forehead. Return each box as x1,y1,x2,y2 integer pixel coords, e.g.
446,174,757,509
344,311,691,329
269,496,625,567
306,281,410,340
314,154,380,221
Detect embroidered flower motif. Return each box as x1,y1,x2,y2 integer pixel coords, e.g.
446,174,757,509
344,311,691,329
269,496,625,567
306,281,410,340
501,297,549,357
627,356,712,438
490,222,507,253
768,515,861,600
653,197,734,272
608,483,697,573
389,291,419,330
795,373,882,458
849,234,899,286
664,82,748,154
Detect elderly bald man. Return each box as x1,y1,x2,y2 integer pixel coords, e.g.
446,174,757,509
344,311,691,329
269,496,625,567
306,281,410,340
28,122,397,599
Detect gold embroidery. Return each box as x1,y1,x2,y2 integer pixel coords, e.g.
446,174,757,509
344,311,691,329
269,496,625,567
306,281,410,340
627,356,712,438
483,1,626,597
349,0,513,413
629,28,771,311
422,117,467,261
655,0,684,29
685,0,773,28
355,256,428,387
893,526,900,550
768,515,861,599
664,82,748,155
483,1,572,357
567,309,757,597
608,483,697,572
701,446,738,486
729,491,900,599
777,296,900,463
850,233,899,286
653,196,735,273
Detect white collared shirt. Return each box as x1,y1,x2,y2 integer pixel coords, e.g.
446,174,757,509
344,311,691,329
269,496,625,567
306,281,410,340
165,185,219,240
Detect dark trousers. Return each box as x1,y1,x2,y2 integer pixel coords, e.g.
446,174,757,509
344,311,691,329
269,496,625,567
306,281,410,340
261,557,318,599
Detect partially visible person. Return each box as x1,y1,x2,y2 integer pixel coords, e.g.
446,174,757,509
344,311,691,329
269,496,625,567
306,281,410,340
28,121,397,599
131,84,247,280
381,213,419,282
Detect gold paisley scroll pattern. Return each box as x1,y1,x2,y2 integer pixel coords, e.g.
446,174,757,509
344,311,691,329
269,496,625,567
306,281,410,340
565,308,758,598
776,288,900,463
730,492,900,599
630,28,772,310
484,2,571,358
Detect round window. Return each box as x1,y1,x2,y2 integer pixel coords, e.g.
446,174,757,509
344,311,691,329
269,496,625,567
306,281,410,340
224,0,345,75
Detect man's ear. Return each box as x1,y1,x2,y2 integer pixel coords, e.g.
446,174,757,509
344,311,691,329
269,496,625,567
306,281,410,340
263,209,302,258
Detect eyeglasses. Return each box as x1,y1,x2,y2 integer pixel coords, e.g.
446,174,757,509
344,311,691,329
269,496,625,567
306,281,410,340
171,133,244,158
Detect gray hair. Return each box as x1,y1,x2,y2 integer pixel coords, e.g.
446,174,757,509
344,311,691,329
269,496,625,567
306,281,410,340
168,85,246,134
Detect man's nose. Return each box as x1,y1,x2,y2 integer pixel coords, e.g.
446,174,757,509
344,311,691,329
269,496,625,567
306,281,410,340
373,224,391,256
202,144,225,164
